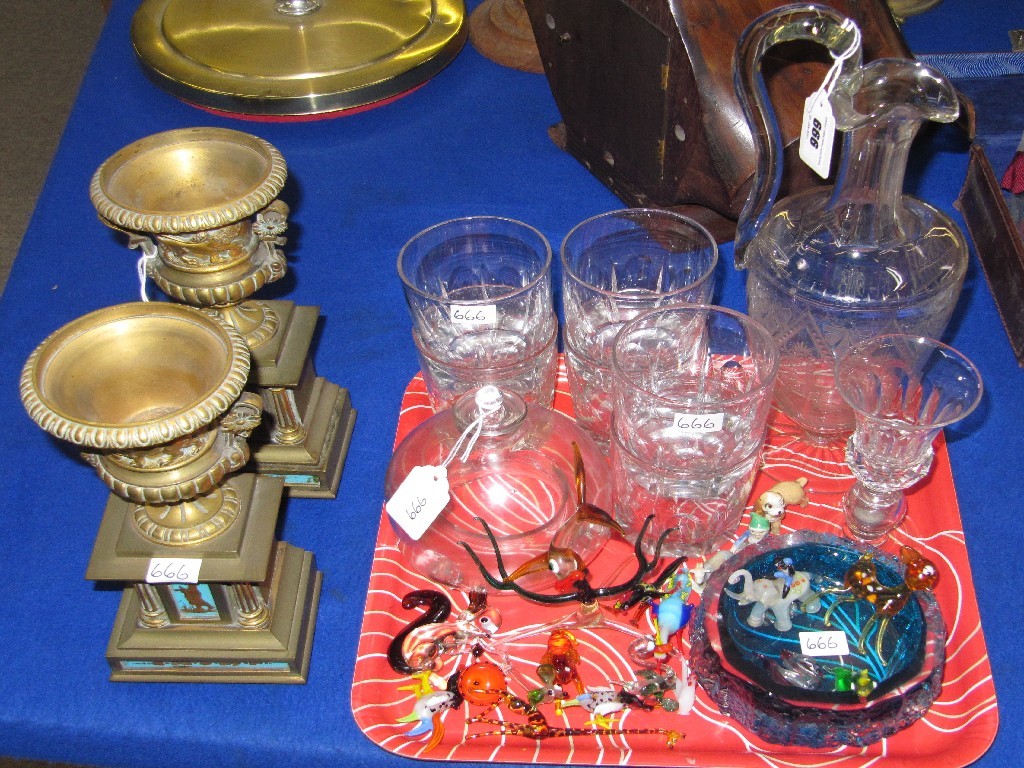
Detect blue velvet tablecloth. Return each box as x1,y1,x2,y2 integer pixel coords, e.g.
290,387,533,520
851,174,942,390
0,1,1020,766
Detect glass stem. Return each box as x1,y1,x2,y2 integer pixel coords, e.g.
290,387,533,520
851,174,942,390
843,480,906,541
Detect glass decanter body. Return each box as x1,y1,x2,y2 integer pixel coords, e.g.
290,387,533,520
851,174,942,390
734,6,967,441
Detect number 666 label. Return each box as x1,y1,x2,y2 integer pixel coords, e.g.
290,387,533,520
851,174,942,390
147,558,202,584
449,304,497,325
672,412,724,433
799,630,851,657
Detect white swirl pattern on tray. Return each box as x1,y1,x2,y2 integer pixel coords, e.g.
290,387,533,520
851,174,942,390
352,359,997,767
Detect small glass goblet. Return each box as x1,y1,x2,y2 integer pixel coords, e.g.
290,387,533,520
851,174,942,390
836,334,983,545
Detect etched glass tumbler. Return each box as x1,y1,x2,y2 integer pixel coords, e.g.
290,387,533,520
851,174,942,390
561,209,717,451
399,216,558,409
837,335,983,544
611,305,779,556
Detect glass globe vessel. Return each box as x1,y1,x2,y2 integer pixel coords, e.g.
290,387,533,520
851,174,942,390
385,387,613,593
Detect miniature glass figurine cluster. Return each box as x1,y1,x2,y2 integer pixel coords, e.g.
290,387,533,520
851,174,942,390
380,4,983,752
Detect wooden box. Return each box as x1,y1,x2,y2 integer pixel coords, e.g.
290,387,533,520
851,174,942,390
522,0,909,240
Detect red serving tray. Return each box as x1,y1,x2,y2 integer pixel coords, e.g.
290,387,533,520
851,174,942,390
352,360,998,766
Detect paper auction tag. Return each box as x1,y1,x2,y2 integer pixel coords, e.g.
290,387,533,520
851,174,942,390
146,558,202,584
449,304,497,325
799,17,860,179
800,90,837,179
672,412,725,433
799,630,852,657
385,465,450,541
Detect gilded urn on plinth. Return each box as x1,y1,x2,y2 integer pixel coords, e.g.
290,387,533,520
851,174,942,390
20,301,260,545
90,127,356,499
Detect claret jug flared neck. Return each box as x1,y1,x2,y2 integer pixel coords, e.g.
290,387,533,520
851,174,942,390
732,3,967,441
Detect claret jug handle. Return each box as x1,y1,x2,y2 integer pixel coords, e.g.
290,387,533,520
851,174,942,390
732,4,863,267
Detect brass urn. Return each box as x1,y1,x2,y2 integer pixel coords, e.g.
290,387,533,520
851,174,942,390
20,302,259,544
21,301,324,682
89,127,289,348
90,128,356,500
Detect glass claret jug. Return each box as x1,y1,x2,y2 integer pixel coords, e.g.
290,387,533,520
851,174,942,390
733,4,968,442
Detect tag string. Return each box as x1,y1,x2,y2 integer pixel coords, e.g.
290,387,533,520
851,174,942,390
128,235,159,303
440,388,503,468
136,252,155,302
820,19,861,96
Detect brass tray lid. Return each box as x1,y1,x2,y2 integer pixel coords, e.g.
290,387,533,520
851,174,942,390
131,0,467,118
885,0,942,24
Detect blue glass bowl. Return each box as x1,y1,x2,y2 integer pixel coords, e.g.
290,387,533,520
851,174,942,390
690,531,946,748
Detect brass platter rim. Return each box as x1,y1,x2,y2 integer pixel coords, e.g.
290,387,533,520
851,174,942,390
130,0,468,117
885,0,943,23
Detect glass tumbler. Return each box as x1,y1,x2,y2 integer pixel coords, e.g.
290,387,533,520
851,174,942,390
611,304,779,556
399,216,558,410
561,209,718,450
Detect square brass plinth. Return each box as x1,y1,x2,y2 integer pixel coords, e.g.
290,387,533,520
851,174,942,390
107,542,322,683
251,373,357,499
86,474,283,583
249,300,319,388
